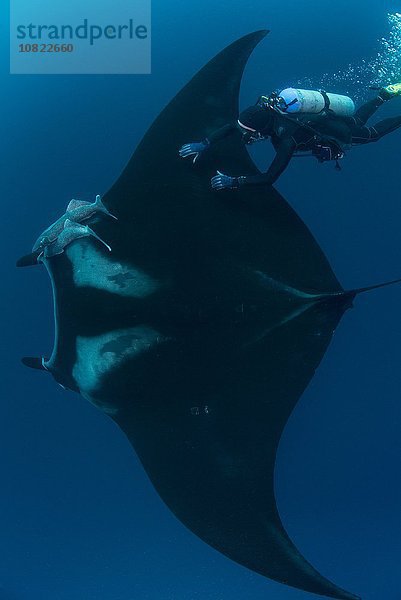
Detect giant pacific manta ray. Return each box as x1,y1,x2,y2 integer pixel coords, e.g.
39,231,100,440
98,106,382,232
18,31,399,600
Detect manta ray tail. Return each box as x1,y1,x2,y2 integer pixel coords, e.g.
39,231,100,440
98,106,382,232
348,277,401,297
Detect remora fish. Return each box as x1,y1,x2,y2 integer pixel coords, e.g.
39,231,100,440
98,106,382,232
41,219,111,258
32,195,116,254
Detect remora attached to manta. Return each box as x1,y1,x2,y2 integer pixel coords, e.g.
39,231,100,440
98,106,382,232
17,31,400,600
17,194,116,266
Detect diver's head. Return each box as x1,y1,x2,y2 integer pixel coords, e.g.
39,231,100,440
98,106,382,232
237,104,275,144
257,92,289,112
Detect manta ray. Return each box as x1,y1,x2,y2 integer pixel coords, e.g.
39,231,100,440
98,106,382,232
17,31,399,600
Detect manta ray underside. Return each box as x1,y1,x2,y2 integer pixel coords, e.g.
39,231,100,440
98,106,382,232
21,30,397,600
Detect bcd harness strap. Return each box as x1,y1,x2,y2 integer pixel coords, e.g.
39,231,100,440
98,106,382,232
319,90,335,115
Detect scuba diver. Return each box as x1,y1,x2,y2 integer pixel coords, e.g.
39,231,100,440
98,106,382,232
179,84,401,190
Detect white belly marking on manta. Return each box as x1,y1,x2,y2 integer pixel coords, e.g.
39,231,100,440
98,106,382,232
73,326,168,413
67,242,160,298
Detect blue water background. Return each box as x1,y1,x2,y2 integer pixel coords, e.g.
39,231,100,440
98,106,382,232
1,0,401,598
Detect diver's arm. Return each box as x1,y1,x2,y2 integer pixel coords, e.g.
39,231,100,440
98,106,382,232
207,123,238,143
179,123,238,163
211,138,296,191
239,137,296,187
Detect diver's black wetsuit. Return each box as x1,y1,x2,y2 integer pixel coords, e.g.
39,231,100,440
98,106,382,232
208,96,401,187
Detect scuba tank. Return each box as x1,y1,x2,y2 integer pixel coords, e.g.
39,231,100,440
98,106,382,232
277,88,355,117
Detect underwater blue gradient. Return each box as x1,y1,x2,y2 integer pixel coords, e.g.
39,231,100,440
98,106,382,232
1,0,401,598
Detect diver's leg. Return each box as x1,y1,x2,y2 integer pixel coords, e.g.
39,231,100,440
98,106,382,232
370,116,401,138
351,115,401,144
352,97,385,127
352,84,401,126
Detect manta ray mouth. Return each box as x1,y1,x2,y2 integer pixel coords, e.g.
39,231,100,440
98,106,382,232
40,239,165,396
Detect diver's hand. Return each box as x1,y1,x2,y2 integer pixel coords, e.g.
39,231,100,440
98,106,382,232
179,140,210,164
211,171,240,190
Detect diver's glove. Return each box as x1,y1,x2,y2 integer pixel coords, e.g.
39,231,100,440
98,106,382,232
179,139,210,164
211,171,245,190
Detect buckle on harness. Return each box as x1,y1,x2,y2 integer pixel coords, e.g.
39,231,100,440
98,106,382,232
312,142,344,163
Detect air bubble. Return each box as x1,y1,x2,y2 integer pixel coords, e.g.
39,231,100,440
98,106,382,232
297,13,401,103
